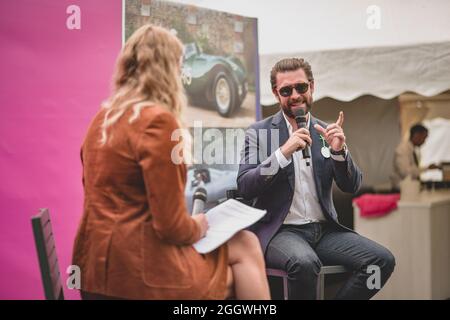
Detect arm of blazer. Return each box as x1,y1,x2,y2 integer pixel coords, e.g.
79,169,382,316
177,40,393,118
136,111,201,245
237,126,284,200
331,151,363,194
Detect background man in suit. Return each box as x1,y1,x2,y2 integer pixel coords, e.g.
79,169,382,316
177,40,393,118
237,58,395,299
391,124,440,191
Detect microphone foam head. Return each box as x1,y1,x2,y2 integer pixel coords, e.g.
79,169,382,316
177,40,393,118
293,108,306,118
193,187,207,202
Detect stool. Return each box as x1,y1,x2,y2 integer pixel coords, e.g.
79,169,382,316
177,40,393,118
267,265,348,300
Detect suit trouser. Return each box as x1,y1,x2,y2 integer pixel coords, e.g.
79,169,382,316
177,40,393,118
265,222,396,300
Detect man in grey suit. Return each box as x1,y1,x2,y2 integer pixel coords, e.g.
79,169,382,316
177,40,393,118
237,58,395,299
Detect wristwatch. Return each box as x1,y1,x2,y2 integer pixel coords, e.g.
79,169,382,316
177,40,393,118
330,144,347,156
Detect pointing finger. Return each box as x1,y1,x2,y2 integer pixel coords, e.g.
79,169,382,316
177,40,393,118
336,111,344,127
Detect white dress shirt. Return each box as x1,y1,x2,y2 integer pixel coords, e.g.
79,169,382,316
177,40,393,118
274,112,345,225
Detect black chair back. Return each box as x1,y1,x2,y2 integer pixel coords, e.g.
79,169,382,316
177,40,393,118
31,208,64,300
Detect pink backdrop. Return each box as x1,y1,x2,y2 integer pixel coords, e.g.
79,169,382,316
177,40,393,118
0,0,122,299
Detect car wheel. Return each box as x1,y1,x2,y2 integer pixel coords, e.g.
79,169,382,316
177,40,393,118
213,72,237,117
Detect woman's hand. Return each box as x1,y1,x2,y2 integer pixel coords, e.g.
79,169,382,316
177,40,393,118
192,213,209,238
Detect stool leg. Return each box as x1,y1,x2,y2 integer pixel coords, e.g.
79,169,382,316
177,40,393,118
316,273,325,300
282,276,289,300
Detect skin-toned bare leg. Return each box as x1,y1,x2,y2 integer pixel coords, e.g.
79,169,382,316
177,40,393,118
225,230,270,300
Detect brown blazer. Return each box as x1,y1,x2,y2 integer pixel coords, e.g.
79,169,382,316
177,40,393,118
72,106,228,299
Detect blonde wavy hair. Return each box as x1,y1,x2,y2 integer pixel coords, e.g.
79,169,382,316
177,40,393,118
100,24,187,145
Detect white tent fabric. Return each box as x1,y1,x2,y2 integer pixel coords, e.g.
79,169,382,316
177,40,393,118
419,118,450,182
422,117,450,166
260,42,450,105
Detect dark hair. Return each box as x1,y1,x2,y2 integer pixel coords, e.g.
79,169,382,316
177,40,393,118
410,124,428,138
270,58,314,89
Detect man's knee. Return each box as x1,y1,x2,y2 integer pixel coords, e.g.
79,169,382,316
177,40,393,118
363,247,396,277
287,254,322,278
379,249,396,275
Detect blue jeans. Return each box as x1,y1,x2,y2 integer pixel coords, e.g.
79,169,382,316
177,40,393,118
265,222,396,300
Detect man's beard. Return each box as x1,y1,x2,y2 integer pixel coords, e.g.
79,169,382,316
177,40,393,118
281,96,313,119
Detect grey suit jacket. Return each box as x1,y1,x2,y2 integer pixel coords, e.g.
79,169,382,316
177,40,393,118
237,110,362,253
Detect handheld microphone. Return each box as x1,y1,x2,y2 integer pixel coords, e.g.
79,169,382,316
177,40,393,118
192,187,207,215
293,109,311,166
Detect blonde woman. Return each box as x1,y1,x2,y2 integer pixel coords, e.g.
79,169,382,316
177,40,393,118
72,24,270,300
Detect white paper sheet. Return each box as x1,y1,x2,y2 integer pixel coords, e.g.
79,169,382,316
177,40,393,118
193,199,267,254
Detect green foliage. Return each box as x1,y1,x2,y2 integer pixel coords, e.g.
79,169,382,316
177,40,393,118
196,33,219,55
170,18,194,44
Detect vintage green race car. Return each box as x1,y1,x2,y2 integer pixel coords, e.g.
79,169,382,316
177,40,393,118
181,42,248,117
